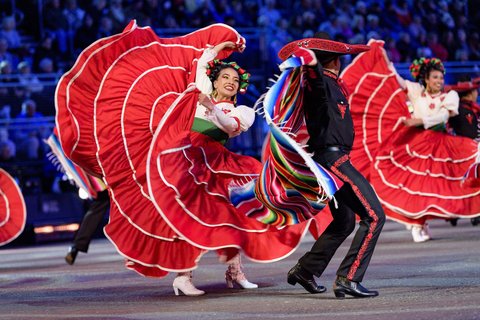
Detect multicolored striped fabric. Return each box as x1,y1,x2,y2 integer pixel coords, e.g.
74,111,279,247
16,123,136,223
230,57,339,226
46,133,106,199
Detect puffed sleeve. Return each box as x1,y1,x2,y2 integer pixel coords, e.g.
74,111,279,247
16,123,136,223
442,90,460,116
405,80,423,101
195,48,217,94
204,105,255,138
230,105,256,132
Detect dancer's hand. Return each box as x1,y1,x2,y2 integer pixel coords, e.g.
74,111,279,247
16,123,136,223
292,47,317,66
213,41,237,54
199,93,215,111
403,118,423,127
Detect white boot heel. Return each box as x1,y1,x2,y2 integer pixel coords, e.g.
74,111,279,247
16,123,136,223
411,225,427,243
225,254,258,289
225,272,258,289
172,272,205,296
173,285,180,296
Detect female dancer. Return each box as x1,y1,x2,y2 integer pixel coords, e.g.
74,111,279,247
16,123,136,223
172,41,258,295
340,40,480,242
55,22,320,296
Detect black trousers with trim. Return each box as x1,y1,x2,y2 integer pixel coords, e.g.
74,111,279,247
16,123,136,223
299,150,385,282
73,190,110,252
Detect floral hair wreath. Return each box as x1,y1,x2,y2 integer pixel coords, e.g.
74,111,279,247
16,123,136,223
409,57,445,82
206,59,251,93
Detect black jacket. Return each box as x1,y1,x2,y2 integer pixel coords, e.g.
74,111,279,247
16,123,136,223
448,99,480,139
303,64,354,157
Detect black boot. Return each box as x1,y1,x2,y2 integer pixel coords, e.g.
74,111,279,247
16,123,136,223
287,263,326,294
333,276,379,298
65,246,79,265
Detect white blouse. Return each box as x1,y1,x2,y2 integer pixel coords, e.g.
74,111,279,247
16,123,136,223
194,48,255,138
405,80,459,129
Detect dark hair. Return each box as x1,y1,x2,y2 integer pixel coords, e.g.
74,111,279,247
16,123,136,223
409,57,445,86
206,59,250,94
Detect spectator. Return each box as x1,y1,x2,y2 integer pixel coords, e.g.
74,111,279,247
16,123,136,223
63,0,86,54
17,61,43,95
408,15,426,41
38,57,55,75
86,0,109,31
394,0,412,27
442,31,457,61
0,127,16,162
97,16,114,39
43,0,69,55
351,14,366,37
468,32,480,60
354,1,368,19
302,11,318,33
190,1,217,28
318,15,340,39
416,32,433,58
124,0,149,26
438,0,455,34
0,60,24,114
33,34,59,73
258,0,281,27
0,37,18,69
63,0,86,32
0,16,21,50
365,14,381,38
213,0,234,23
74,14,97,51
385,37,401,63
14,99,49,160
396,32,415,62
289,14,305,40
33,57,56,115
428,33,448,62
143,0,163,29
380,1,400,32
108,0,126,33
337,14,354,39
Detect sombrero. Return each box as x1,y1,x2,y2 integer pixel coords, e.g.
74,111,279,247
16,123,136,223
445,80,480,93
278,32,370,61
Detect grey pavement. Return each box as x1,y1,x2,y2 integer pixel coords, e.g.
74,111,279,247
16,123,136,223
1,219,479,320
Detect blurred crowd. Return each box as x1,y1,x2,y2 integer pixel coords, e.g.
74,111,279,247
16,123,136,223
0,0,479,163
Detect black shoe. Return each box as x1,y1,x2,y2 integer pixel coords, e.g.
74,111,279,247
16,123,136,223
449,218,459,227
287,263,326,294
65,246,78,265
333,276,379,298
471,217,480,226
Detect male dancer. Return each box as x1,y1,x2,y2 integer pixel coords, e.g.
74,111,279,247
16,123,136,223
280,33,386,298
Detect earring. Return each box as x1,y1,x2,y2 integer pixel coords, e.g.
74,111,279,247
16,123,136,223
212,89,218,99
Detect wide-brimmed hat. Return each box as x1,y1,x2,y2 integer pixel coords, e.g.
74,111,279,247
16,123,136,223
445,80,480,93
278,32,370,62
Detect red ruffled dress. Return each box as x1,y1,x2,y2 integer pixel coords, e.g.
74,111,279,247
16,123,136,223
340,40,480,227
0,169,26,246
55,21,320,277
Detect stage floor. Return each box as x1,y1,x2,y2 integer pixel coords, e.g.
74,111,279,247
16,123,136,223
1,219,479,320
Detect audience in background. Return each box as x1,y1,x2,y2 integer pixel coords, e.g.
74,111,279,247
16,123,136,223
0,0,478,165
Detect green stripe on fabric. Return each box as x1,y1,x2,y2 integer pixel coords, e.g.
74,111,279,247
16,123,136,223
191,117,229,144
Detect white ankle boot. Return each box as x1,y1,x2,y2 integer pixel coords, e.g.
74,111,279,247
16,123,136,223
173,272,205,296
225,254,258,289
421,223,431,240
411,225,428,243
